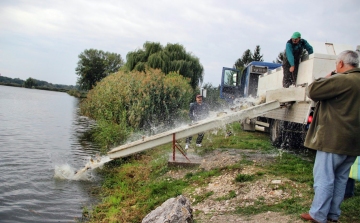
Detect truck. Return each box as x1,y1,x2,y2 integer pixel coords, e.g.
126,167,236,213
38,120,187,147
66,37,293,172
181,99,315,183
220,42,359,148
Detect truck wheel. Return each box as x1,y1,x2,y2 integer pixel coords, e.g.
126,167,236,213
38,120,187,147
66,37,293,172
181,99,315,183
269,120,283,147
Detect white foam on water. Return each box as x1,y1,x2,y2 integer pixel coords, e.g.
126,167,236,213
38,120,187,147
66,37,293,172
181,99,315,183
54,163,89,181
54,155,112,181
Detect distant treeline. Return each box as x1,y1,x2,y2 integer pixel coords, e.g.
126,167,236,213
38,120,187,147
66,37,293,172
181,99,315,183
0,76,77,91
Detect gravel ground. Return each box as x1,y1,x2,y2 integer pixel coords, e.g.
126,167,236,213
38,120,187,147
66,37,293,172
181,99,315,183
165,149,306,223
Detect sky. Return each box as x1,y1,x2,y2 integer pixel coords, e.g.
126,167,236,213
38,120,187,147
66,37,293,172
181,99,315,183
1,0,359,86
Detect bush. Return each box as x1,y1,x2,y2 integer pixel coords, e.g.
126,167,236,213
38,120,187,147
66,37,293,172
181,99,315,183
80,68,193,148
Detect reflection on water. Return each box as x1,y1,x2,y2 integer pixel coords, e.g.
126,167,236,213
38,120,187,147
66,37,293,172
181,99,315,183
0,86,102,223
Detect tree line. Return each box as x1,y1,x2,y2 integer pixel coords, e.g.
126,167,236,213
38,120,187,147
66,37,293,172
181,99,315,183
76,42,204,91
0,76,76,91
75,42,289,92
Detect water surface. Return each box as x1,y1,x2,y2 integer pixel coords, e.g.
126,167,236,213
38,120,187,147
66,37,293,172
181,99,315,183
0,86,101,223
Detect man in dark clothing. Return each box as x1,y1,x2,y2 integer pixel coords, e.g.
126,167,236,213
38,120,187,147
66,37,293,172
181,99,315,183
185,95,209,149
282,31,313,88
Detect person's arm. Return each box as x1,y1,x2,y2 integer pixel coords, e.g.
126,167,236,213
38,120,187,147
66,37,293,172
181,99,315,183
285,42,295,66
306,75,347,101
303,40,313,55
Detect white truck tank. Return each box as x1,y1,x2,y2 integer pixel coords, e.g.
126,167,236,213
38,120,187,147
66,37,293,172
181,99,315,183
253,42,358,148
257,42,356,124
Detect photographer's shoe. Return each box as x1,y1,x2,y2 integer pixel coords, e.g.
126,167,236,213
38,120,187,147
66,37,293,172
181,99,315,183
300,213,320,223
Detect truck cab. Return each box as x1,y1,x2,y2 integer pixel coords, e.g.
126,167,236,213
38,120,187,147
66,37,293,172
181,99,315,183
220,61,282,102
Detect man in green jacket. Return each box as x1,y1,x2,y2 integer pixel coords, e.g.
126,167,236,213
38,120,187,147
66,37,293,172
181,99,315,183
300,50,360,223
282,32,313,88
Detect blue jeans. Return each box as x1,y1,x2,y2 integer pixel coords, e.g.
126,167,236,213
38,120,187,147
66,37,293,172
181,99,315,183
309,151,356,223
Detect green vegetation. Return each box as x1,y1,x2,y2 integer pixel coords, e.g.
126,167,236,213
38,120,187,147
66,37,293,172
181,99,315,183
0,76,24,87
76,49,124,90
80,68,193,151
125,42,204,89
0,75,76,91
234,152,315,216
201,83,227,110
76,44,223,152
83,122,359,223
235,45,264,71
74,43,358,222
67,89,87,98
24,77,37,88
235,173,255,182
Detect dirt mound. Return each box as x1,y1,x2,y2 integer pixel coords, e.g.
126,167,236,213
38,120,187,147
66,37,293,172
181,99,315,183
166,149,305,223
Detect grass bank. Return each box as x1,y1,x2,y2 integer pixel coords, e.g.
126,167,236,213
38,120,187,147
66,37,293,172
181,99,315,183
82,122,360,223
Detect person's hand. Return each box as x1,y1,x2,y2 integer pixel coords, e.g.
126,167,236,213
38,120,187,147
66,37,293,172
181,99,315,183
325,70,336,78
289,66,295,72
325,73,332,78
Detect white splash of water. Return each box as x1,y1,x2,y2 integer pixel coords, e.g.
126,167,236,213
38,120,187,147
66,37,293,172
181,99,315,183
54,155,112,181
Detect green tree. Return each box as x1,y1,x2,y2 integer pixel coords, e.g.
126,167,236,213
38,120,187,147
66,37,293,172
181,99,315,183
234,49,253,71
76,49,124,90
125,41,204,89
274,51,285,64
234,45,265,71
201,83,226,110
24,77,36,88
252,45,264,62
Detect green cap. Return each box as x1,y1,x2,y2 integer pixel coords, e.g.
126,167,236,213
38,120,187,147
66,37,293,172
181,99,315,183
291,32,301,39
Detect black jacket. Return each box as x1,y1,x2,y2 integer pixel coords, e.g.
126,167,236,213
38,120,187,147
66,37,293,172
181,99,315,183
189,102,209,121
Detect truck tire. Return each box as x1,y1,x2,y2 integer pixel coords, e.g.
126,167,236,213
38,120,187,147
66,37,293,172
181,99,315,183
286,123,307,149
269,120,283,147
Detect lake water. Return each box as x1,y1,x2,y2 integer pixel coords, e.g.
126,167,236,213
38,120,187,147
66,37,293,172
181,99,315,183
0,85,102,223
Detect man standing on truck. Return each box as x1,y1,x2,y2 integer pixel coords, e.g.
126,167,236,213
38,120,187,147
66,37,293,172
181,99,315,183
282,32,313,88
185,95,209,149
300,50,360,223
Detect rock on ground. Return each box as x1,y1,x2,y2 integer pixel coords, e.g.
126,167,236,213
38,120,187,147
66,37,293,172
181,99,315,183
142,195,193,223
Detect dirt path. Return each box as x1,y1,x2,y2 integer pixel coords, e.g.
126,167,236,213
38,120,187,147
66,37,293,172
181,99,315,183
165,149,306,223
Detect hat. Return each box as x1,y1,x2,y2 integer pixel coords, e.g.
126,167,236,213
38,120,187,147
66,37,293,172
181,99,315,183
291,32,301,39
196,94,203,98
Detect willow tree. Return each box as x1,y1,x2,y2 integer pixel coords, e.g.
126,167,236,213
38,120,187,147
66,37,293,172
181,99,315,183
125,42,204,89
